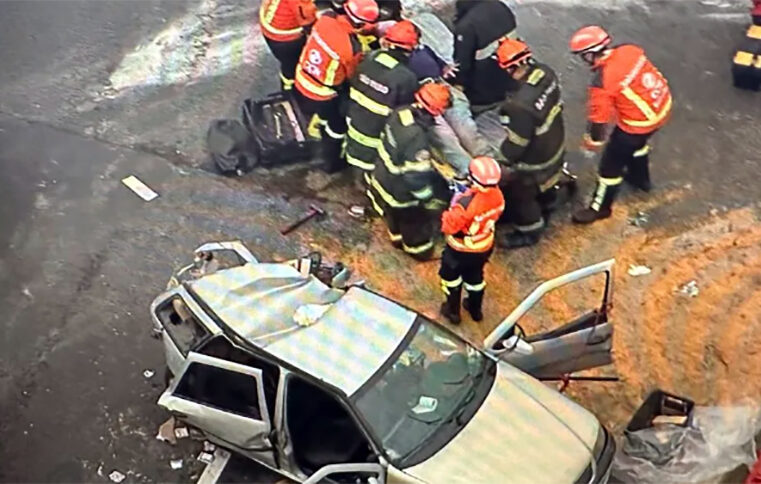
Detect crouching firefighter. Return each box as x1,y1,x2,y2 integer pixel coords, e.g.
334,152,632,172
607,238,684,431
367,82,452,260
346,20,421,183
294,0,380,173
569,26,672,224
494,38,566,248
259,0,317,91
439,156,505,324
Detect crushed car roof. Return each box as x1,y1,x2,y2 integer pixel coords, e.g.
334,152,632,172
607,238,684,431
189,263,417,395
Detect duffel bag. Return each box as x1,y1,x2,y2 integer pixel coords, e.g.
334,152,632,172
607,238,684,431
206,119,259,176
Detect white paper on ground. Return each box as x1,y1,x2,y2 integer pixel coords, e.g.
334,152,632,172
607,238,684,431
121,175,159,201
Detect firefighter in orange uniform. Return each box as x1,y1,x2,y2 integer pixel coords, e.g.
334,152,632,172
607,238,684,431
294,0,380,173
260,0,317,91
569,26,672,224
439,156,505,325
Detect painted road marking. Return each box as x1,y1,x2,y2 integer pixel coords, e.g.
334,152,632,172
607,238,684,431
109,0,264,93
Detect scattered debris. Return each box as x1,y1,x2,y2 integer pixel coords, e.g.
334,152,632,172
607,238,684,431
348,205,366,218
121,175,159,202
22,287,33,299
628,265,652,277
174,427,190,440
156,417,177,445
197,451,215,465
170,459,183,470
628,211,650,227
108,470,126,483
142,369,155,379
189,427,205,440
203,441,216,453
97,465,104,476
679,280,700,298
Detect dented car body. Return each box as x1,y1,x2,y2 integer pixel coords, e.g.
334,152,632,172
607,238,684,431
150,241,616,484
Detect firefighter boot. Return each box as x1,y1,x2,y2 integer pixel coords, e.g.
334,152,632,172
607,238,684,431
501,229,542,249
625,147,652,192
463,289,485,322
322,131,347,174
440,285,462,325
573,180,621,224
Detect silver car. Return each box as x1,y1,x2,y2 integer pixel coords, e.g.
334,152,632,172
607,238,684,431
150,241,616,484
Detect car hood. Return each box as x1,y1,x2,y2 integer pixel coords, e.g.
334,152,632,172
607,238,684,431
403,362,599,484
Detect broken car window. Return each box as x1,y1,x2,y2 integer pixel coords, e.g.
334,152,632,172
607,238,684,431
175,362,262,420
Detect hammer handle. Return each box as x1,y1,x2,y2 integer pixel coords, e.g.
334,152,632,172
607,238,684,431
281,209,318,235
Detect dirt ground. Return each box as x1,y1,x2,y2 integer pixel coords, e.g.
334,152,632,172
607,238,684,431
280,167,761,434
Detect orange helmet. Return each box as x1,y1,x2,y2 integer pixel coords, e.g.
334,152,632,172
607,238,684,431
345,0,379,27
383,20,420,50
415,82,451,116
569,26,612,55
469,156,502,187
496,38,532,70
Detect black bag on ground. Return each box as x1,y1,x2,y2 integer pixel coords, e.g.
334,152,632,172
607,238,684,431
241,92,318,167
732,26,761,91
206,119,259,175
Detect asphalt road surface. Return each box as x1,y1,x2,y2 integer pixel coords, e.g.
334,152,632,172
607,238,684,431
1,0,760,482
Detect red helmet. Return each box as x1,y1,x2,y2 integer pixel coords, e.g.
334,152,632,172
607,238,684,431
382,20,420,50
496,38,532,70
345,0,379,26
469,156,502,187
415,82,451,116
569,26,612,55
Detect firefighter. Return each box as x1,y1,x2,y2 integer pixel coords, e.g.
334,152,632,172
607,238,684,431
452,0,518,111
366,82,452,260
317,0,402,51
569,26,672,224
493,38,565,248
439,156,505,324
346,20,421,181
732,3,761,90
293,0,379,173
260,0,317,91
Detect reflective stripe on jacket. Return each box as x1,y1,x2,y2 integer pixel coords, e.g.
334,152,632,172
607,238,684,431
294,13,362,101
346,50,418,171
260,0,316,42
369,106,446,209
588,44,672,135
442,187,505,253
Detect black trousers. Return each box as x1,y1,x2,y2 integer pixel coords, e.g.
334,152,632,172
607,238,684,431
293,89,348,172
368,185,436,260
501,176,544,234
264,36,306,89
599,127,652,181
385,206,436,260
438,246,492,294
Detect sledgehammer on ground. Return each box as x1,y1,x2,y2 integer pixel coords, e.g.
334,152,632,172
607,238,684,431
281,204,325,235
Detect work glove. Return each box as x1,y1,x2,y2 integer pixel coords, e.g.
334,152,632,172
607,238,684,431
581,133,605,152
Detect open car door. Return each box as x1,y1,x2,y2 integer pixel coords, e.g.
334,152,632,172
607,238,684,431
483,259,615,379
158,352,274,451
303,463,387,484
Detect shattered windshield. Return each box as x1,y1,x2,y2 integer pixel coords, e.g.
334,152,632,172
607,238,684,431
354,317,495,464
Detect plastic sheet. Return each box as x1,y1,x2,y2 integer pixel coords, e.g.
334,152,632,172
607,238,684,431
612,406,761,483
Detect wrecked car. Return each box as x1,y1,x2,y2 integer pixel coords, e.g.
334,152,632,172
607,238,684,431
150,241,616,483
